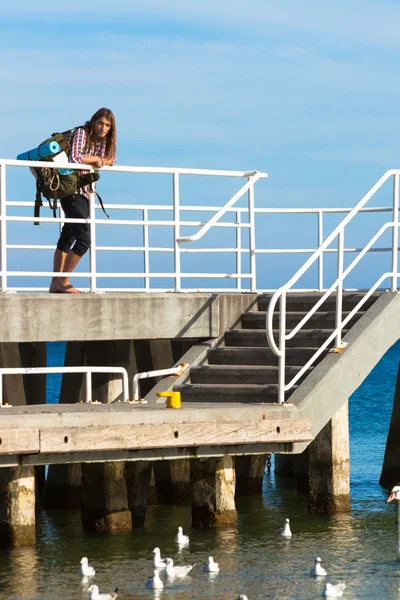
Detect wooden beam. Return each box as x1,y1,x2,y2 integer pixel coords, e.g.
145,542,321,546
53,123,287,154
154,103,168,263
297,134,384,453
39,419,312,454
0,429,39,455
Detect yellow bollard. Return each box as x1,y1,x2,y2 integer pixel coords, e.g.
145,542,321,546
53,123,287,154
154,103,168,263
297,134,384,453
156,391,181,408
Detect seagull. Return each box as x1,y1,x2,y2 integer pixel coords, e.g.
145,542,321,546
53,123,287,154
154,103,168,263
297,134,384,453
145,570,164,590
323,582,346,597
152,547,167,569
174,526,189,544
387,485,400,558
165,557,196,578
310,557,327,577
203,556,220,573
236,596,248,600
79,557,95,577
276,518,292,538
87,584,118,600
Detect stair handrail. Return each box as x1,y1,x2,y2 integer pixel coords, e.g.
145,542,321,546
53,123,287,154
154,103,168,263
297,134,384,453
176,171,264,243
266,169,400,404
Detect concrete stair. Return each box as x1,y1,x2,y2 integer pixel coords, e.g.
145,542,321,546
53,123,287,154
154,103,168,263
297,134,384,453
175,292,381,404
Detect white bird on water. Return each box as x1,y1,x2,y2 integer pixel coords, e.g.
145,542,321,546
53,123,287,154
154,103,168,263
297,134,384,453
323,582,346,597
310,557,327,577
387,485,400,558
79,557,96,577
152,547,167,569
174,526,190,545
87,584,118,600
236,595,248,600
203,556,220,573
276,518,292,537
165,557,196,578
145,570,164,590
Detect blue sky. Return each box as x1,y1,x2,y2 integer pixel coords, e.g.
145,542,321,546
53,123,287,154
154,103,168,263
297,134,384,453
1,1,399,290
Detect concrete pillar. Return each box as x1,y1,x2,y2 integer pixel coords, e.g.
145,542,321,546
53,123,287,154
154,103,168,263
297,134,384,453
45,342,85,509
81,341,136,532
81,462,132,532
153,458,191,504
45,463,82,509
126,461,152,527
235,455,266,496
0,343,26,406
19,342,47,405
274,454,294,476
19,342,47,508
380,360,400,488
87,340,137,403
147,464,157,505
191,455,238,528
308,401,350,513
293,450,310,496
0,466,36,547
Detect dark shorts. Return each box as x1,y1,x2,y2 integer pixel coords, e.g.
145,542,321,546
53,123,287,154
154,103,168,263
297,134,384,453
56,194,90,257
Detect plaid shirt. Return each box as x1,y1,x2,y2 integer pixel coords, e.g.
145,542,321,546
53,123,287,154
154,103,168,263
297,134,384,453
69,127,116,198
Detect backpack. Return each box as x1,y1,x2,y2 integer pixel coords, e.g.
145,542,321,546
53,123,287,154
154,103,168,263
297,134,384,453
30,127,108,225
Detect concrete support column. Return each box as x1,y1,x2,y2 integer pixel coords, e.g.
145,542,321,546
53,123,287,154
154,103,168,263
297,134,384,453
380,360,400,488
81,341,136,532
0,343,26,406
308,401,350,513
235,455,266,496
126,461,152,527
45,342,85,509
45,464,82,509
274,454,294,477
153,458,191,504
19,342,47,508
81,462,132,532
191,455,238,528
0,466,36,547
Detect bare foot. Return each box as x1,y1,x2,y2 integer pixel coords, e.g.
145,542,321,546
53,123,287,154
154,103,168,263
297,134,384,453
49,282,81,294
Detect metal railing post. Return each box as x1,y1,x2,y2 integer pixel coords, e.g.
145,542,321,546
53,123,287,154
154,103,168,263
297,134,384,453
318,210,323,291
0,164,7,292
392,174,399,292
85,371,93,403
335,229,344,348
173,172,181,291
143,208,150,290
248,179,256,292
278,291,286,404
236,209,242,292
88,190,97,293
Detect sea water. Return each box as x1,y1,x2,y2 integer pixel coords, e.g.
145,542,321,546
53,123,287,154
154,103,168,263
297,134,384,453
0,341,399,600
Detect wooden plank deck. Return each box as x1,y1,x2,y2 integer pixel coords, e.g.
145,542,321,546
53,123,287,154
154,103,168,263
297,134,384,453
0,402,312,466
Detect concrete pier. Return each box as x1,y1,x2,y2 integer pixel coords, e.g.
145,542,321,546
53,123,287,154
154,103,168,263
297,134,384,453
0,466,36,547
126,461,152,527
191,456,238,528
235,455,266,496
308,401,350,513
81,462,132,532
153,458,191,504
380,360,400,488
0,343,26,406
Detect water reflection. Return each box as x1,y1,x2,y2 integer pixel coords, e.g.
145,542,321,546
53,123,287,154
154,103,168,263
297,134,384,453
9,545,39,598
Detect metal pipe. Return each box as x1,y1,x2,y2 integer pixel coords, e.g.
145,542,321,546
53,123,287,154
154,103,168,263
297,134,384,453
132,362,189,402
392,174,399,292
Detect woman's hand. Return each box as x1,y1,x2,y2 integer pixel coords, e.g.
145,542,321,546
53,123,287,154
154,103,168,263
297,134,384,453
91,156,104,168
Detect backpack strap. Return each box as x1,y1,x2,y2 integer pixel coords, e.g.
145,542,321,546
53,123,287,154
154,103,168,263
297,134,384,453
34,180,43,226
94,191,109,219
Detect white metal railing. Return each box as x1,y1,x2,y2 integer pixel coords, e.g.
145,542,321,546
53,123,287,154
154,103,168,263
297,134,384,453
0,159,267,293
266,169,400,404
2,157,399,293
0,366,130,406
132,362,189,402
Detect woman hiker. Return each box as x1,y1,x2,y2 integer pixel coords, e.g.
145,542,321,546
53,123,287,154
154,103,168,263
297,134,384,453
49,107,117,294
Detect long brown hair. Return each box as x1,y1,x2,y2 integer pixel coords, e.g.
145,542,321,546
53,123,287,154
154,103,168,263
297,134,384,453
85,107,116,160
